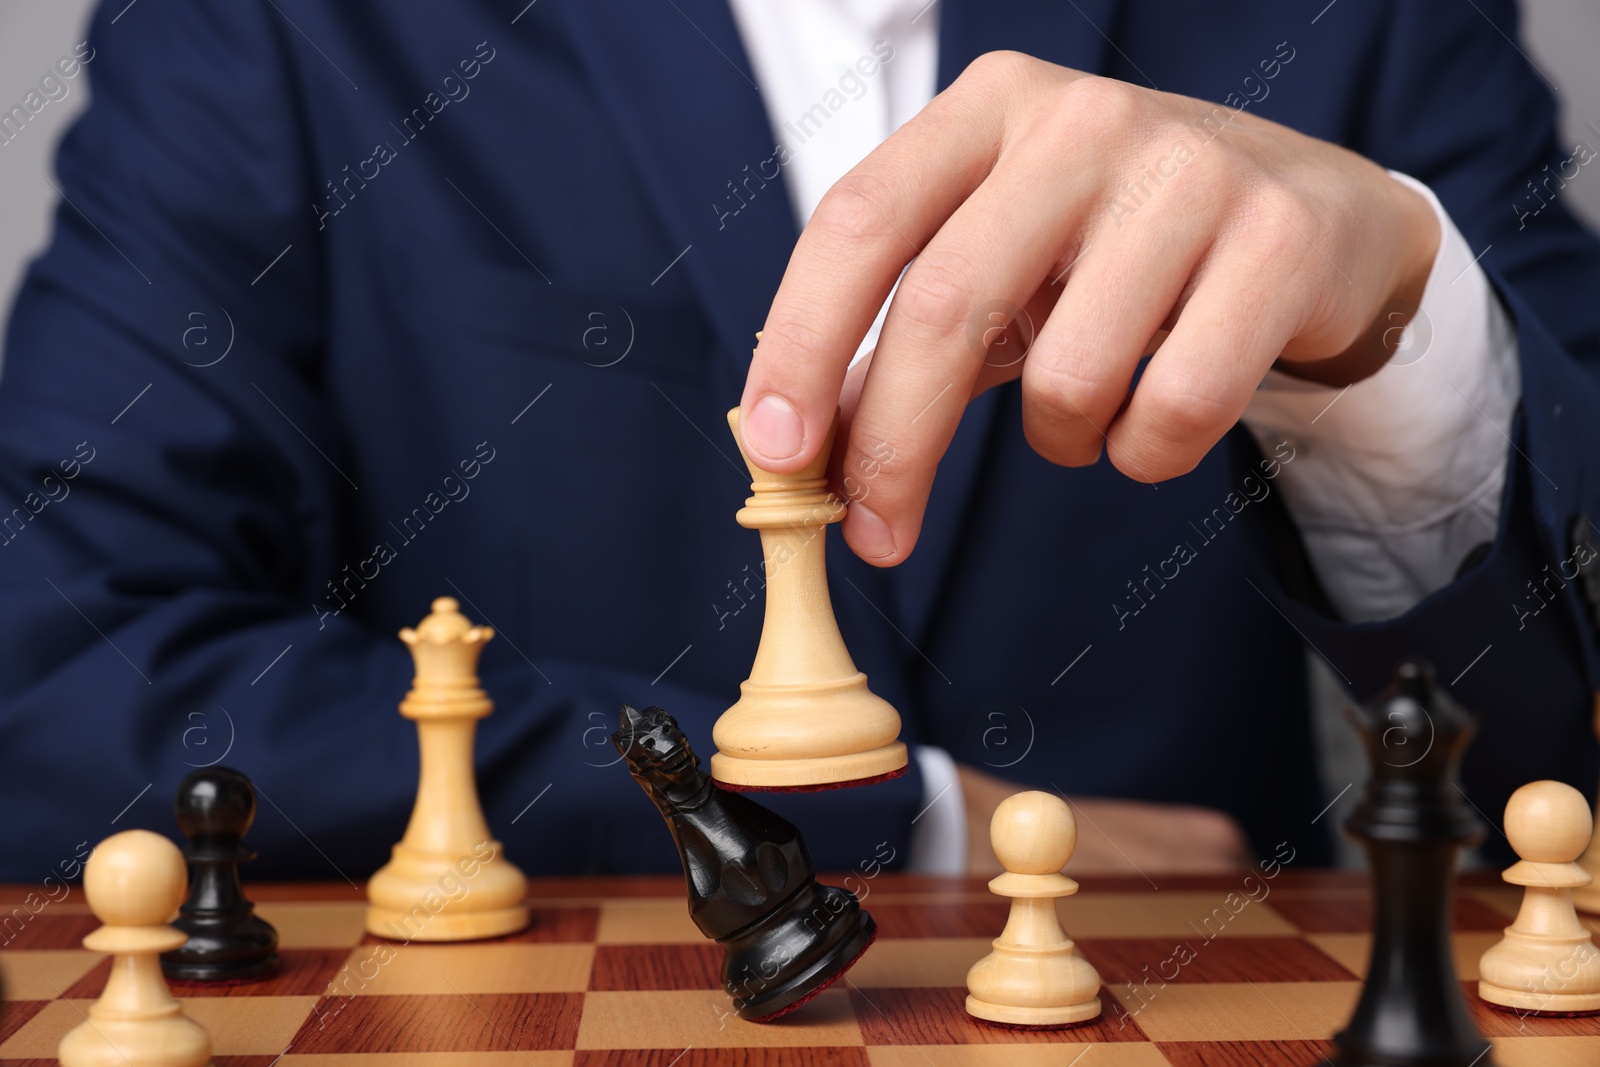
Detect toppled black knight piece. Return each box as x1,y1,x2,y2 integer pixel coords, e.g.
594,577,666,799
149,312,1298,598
613,705,876,1021
160,767,280,982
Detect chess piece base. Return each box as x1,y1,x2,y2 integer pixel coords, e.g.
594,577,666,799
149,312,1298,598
58,1013,211,1067
1479,981,1600,1014
711,742,907,789
965,994,1102,1027
365,842,529,941
163,911,280,982
163,949,280,983
735,907,877,1021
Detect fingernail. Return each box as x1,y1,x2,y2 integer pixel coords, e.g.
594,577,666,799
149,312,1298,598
847,502,898,560
746,394,804,461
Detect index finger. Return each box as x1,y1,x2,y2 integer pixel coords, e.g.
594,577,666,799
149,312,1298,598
737,82,1006,472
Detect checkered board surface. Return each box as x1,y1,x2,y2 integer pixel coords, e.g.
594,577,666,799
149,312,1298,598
3,872,1599,1066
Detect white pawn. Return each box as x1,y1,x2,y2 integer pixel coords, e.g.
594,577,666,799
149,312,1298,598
1479,780,1600,1014
59,830,212,1067
966,791,1102,1027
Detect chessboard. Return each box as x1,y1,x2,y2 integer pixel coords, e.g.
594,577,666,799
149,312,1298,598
1,872,1596,1066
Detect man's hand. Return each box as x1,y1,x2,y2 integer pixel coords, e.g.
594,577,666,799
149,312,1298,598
739,52,1439,566
956,764,1252,876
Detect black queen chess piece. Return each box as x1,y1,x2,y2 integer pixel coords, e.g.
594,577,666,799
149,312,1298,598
1327,659,1496,1067
160,767,280,982
612,705,877,1021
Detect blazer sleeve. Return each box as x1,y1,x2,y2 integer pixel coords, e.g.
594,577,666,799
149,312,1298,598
1240,0,1600,811
0,0,924,880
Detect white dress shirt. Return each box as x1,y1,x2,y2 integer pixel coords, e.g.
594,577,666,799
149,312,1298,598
726,0,1520,872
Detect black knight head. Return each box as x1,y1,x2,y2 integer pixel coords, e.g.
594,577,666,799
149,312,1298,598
612,705,711,809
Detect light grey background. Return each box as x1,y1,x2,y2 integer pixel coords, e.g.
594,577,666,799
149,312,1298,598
0,1,1595,862
0,1,98,344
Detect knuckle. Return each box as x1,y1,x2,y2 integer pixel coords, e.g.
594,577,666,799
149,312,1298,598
1106,387,1229,482
1143,382,1233,443
893,252,980,336
1062,76,1145,138
960,50,1036,91
1021,365,1112,467
1028,350,1118,424
811,171,900,244
1238,180,1326,261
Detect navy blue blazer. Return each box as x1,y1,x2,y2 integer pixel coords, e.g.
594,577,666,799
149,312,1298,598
2,0,1598,879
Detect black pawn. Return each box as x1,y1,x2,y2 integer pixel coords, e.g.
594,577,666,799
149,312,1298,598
612,705,876,1022
160,767,280,982
1327,659,1496,1067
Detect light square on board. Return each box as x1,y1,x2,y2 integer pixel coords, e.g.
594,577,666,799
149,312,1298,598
843,938,989,988
0,949,98,1000
1491,1036,1600,1067
0,995,317,1056
1107,981,1359,1042
575,989,864,1049
595,900,702,944
868,1046,1173,1067
334,942,594,995
1057,892,1297,940
1306,932,1500,982
256,901,370,949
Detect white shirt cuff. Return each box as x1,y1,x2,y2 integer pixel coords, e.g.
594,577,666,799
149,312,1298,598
905,744,965,874
1238,170,1519,623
